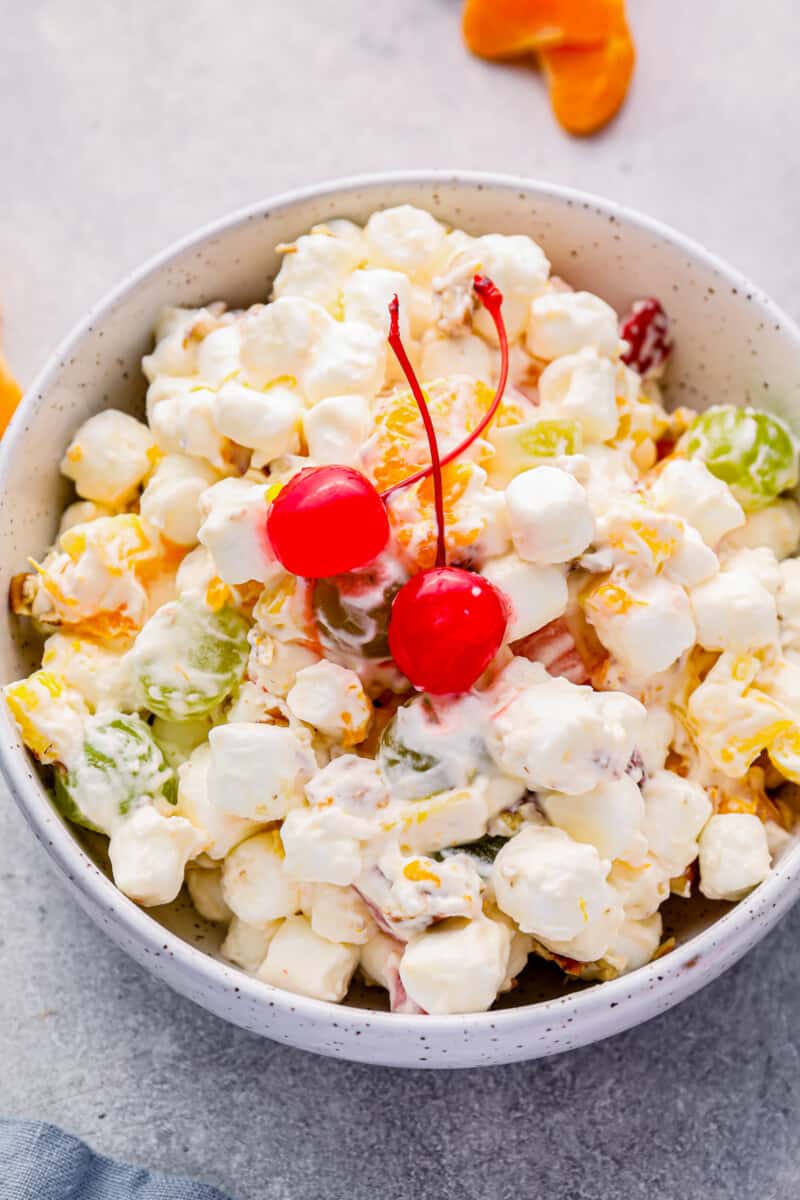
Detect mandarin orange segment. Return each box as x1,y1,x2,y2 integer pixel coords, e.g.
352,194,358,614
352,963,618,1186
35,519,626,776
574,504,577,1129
0,350,22,435
540,23,635,135
463,0,621,59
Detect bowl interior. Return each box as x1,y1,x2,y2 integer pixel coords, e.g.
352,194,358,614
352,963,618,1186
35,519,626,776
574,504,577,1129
3,174,800,1017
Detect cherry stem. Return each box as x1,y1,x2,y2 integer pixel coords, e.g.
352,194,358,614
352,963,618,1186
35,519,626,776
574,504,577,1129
381,274,509,502
387,295,447,569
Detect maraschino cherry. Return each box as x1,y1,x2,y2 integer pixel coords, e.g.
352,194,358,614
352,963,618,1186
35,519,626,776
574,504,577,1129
266,464,388,579
266,274,508,582
386,293,508,695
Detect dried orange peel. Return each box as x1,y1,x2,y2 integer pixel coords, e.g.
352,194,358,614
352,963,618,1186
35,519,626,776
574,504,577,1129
0,317,22,436
462,0,635,135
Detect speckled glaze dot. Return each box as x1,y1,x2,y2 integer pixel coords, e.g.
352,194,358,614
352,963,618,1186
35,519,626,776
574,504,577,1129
2,172,800,1068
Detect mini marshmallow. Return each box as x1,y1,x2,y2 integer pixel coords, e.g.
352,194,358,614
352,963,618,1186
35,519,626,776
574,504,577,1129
186,866,232,923
480,554,568,641
303,394,371,466
175,743,262,860
303,319,386,405
487,673,646,796
641,770,712,877
585,572,695,679
222,830,301,925
649,458,745,547
342,268,412,337
61,410,157,506
538,347,619,442
365,205,446,275
505,466,595,564
208,722,315,821
528,291,619,360
540,776,647,865
286,661,373,746
197,477,275,584
221,915,281,972
308,884,376,946
272,232,362,310
399,917,512,1014
109,806,205,907
240,296,332,388
139,454,220,546
492,825,612,941
691,566,779,653
257,915,360,1002
698,813,771,901
215,380,303,464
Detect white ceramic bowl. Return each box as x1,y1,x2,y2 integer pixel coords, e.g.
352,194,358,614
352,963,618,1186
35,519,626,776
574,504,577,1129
3,171,800,1069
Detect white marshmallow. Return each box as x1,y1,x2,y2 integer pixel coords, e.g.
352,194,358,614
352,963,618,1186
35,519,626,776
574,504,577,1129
185,866,232,923
585,573,695,679
215,380,303,464
147,381,229,470
492,825,612,941
399,917,511,1014
365,205,446,275
778,558,800,651
487,672,646,795
139,454,219,546
286,661,372,746
641,770,712,877
539,895,625,964
472,234,554,340
649,459,745,547
222,831,301,925
197,477,275,585
221,915,281,972
303,394,371,466
541,776,647,865
528,292,619,360
308,885,376,946
721,499,800,560
58,500,113,534
420,333,492,382
691,567,779,653
608,857,671,920
480,554,568,641
272,232,362,310
195,323,242,384
208,722,314,821
342,268,411,337
605,913,663,974
61,410,156,505
258,915,360,1002
303,320,386,405
538,348,619,442
109,806,205,907
505,466,595,564
698,813,771,901
280,805,372,886
240,296,332,387
175,743,262,860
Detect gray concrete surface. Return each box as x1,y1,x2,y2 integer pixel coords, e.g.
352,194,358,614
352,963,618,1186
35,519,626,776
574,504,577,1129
2,2,800,1197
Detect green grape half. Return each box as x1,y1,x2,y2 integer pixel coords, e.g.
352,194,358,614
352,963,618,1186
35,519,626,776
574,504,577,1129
313,552,408,663
131,593,249,720
54,712,175,834
686,404,799,511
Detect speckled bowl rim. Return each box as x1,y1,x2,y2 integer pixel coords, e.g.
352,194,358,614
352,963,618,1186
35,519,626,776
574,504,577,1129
4,169,800,1054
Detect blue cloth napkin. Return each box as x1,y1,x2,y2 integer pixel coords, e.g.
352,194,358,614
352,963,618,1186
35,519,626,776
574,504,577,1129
0,1119,232,1199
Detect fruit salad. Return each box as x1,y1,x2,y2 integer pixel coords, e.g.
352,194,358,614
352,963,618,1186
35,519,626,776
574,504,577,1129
6,204,800,1016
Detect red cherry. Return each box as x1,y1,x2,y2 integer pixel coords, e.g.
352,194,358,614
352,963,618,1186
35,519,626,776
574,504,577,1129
620,297,673,377
389,566,507,694
266,466,389,578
